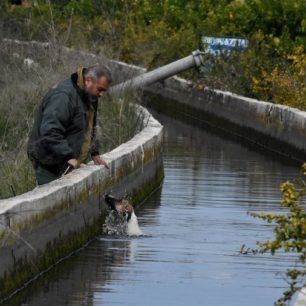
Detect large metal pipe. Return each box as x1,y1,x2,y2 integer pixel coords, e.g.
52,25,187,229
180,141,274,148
110,50,204,94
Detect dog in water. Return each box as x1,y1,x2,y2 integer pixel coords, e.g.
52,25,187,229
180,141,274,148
104,194,134,221
104,194,142,236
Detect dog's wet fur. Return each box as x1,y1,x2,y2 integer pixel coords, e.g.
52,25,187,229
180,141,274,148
104,194,134,222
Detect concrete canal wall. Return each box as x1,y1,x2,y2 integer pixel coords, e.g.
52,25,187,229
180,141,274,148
107,48,306,162
144,77,306,163
0,105,163,302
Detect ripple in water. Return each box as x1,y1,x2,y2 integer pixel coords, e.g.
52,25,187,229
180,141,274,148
103,210,143,236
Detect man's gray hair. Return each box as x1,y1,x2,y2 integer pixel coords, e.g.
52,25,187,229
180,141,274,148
84,65,112,83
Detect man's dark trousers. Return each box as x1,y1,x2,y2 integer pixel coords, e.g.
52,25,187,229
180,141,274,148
35,166,61,185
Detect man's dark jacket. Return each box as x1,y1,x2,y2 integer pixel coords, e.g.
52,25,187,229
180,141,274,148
27,71,100,175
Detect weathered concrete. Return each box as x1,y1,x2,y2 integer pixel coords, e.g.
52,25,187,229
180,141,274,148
142,77,306,162
0,106,163,302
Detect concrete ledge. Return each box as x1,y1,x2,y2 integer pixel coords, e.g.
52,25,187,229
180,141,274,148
143,77,306,162
0,106,163,302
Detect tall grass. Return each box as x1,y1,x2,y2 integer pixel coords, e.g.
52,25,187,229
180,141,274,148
99,93,145,153
0,41,145,199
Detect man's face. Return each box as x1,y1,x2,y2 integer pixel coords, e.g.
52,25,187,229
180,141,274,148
84,76,110,97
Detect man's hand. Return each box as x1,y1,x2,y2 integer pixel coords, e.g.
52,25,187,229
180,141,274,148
92,155,109,169
67,158,86,169
68,158,78,168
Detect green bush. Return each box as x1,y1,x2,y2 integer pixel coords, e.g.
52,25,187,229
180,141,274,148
2,0,304,107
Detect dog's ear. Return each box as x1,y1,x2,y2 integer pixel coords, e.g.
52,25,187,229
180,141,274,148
104,194,117,210
104,194,113,202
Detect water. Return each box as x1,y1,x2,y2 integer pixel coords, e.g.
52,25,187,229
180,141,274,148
5,111,302,306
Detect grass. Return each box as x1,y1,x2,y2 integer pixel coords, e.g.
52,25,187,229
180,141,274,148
0,40,145,199
99,93,145,153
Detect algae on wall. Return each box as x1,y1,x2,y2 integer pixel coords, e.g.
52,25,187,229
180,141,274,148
0,103,164,303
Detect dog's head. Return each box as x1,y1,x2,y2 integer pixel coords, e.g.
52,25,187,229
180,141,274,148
104,194,133,222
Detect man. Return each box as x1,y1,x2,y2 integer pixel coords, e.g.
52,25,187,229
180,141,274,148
27,65,112,185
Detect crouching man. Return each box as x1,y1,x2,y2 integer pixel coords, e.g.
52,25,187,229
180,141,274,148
27,65,112,185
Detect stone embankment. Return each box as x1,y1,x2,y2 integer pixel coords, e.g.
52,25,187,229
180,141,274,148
0,103,163,302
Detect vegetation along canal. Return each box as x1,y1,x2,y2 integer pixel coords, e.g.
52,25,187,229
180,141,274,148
4,108,300,306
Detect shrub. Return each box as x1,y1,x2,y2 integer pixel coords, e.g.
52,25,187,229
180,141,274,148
252,46,306,109
242,165,306,306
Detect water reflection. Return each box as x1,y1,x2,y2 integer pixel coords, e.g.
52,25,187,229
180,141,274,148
5,110,301,306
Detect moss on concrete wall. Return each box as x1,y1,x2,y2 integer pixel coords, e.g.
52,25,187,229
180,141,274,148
0,212,104,303
0,105,164,303
144,90,305,164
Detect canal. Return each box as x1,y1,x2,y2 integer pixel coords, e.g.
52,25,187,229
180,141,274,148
5,109,300,306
